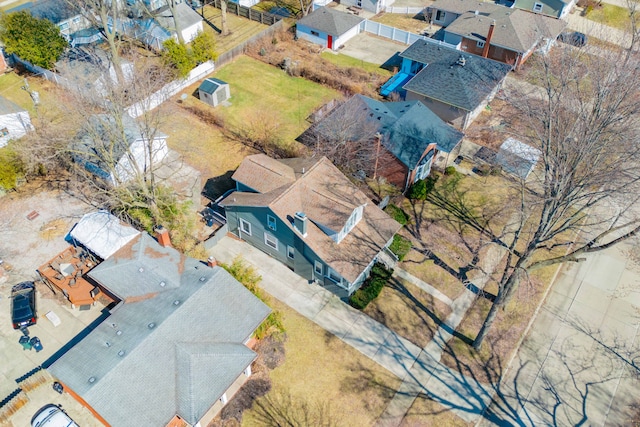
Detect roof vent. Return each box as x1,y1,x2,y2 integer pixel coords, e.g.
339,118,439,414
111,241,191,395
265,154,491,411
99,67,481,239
110,323,117,328
118,350,126,357
199,276,206,282
88,377,96,384
159,281,166,287
105,341,111,347
148,322,156,329
116,330,122,336
456,56,466,67
138,267,144,273
173,300,180,306
474,9,479,15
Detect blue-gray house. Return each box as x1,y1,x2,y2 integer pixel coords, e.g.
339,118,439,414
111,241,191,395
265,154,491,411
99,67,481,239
300,94,464,191
220,154,401,298
381,39,512,129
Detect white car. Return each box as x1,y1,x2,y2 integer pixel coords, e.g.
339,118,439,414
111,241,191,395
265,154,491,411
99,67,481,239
31,404,79,427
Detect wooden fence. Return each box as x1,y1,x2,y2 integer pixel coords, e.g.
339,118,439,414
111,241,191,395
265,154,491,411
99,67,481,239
214,19,286,69
204,0,284,25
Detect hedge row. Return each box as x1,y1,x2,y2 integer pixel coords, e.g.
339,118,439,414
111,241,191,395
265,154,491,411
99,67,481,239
349,263,393,310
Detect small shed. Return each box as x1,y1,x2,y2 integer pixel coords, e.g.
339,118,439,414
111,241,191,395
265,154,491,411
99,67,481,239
295,7,364,51
496,137,541,180
198,78,231,107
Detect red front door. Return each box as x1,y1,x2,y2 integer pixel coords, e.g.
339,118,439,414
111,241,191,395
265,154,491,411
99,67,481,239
327,35,333,50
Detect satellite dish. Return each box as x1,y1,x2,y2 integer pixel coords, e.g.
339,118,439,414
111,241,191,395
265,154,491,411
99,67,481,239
181,93,188,100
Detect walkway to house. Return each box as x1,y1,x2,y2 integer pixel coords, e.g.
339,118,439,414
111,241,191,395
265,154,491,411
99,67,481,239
209,236,500,424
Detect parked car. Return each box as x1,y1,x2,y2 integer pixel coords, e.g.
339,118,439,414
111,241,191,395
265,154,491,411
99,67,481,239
31,404,79,427
11,281,37,329
558,31,588,47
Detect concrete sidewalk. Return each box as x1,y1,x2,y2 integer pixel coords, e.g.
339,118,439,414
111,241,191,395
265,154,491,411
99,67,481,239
209,236,493,424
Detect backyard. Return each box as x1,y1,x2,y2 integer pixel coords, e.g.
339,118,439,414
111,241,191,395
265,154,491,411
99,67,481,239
162,55,341,198
199,5,271,54
370,12,430,34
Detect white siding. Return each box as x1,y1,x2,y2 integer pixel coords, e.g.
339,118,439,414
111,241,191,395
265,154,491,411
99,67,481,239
182,21,203,42
0,111,32,148
334,24,362,50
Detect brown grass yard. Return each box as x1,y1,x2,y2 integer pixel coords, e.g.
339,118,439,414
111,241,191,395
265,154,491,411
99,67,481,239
402,397,473,427
199,5,270,53
242,299,402,426
364,276,453,348
401,249,466,301
162,55,341,197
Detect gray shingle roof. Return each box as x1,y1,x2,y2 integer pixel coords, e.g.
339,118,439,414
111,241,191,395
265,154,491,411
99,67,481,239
156,2,203,32
401,40,511,111
296,6,364,36
28,0,79,23
48,235,270,427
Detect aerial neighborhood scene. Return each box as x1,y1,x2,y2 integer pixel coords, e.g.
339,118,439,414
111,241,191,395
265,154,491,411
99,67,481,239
0,0,639,423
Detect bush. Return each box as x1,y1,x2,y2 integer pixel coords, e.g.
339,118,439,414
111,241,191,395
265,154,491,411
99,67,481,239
444,166,457,175
385,203,409,225
389,234,412,261
349,262,392,310
0,147,25,191
406,179,427,200
476,164,502,176
222,256,285,339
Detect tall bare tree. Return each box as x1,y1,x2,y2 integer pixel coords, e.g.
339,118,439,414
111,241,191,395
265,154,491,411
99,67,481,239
471,37,640,348
220,0,229,36
64,0,126,83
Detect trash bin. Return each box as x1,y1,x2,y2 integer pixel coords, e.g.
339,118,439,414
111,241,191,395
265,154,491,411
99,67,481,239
30,337,43,352
19,335,32,351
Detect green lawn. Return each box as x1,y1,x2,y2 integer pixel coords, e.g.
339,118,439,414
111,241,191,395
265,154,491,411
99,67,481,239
586,3,633,30
191,55,341,141
0,72,42,114
320,52,393,78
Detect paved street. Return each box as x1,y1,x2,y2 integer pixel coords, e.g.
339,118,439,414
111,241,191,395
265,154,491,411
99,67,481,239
480,238,640,426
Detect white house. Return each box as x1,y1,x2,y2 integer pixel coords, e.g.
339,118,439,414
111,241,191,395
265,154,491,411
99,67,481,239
0,96,32,148
295,7,364,51
74,113,169,186
156,2,204,42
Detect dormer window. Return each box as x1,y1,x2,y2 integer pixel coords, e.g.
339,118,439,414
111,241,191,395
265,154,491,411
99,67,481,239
336,205,364,243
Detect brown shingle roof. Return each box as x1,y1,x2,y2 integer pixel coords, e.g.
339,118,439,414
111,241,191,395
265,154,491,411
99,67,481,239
223,156,401,283
231,154,297,193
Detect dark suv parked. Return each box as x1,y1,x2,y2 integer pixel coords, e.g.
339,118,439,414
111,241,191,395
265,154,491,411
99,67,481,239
11,281,37,329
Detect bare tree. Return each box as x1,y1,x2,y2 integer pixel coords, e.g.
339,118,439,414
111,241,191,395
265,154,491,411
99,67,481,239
471,39,640,348
298,99,382,176
64,0,126,83
220,0,229,36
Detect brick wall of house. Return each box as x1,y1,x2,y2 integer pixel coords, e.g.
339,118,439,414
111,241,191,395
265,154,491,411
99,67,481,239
460,39,520,67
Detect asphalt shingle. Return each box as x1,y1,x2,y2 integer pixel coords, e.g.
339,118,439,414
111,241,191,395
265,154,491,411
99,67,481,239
296,6,364,36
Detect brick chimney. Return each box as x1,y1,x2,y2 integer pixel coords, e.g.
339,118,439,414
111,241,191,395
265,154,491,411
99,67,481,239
207,256,217,268
155,225,172,248
482,20,496,58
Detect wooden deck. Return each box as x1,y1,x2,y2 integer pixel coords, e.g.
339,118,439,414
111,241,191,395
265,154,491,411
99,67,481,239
38,246,101,307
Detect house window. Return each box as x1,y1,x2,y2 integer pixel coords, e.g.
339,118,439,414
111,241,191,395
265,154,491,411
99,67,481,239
533,2,543,12
267,214,276,231
327,267,341,283
239,218,251,236
72,16,81,25
264,233,278,250
310,30,320,37
58,22,69,31
435,10,446,21
287,246,295,259
476,41,485,48
0,128,8,137
314,261,323,276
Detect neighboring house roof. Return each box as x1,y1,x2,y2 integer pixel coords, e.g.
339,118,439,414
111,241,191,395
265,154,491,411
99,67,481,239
496,137,541,179
199,78,228,95
156,2,203,32
73,113,166,179
0,96,26,115
28,0,79,23
49,234,271,427
222,155,401,283
401,40,511,111
68,211,140,260
296,6,364,36
56,47,133,89
433,0,566,53
306,95,463,170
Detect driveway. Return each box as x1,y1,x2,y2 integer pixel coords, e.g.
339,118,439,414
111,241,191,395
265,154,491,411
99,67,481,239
481,238,640,425
338,33,407,67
